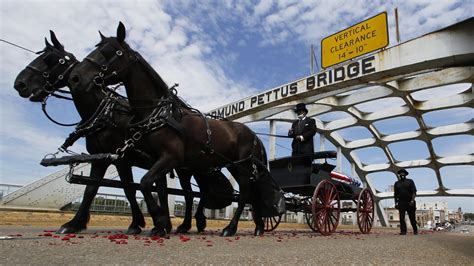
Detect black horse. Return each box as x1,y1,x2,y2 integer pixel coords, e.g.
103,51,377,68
69,22,279,237
13,31,210,235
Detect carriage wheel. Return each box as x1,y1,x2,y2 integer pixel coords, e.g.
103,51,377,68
311,180,340,236
263,215,282,232
357,188,374,234
252,211,282,232
303,199,318,232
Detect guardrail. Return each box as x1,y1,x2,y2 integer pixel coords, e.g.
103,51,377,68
0,183,23,200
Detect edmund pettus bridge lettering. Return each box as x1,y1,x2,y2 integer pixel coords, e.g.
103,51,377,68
209,55,376,118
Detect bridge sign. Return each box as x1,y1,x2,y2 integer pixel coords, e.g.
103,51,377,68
321,12,388,68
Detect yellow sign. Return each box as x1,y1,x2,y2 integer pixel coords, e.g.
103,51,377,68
321,12,388,68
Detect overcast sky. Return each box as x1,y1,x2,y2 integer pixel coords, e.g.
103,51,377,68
1,0,473,212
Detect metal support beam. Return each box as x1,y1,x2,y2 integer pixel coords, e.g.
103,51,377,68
336,146,342,172
269,120,277,160
319,134,325,163
375,198,389,227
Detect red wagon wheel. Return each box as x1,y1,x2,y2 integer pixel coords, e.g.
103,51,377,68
311,179,340,236
357,188,374,234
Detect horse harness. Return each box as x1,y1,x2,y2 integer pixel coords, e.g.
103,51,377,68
60,90,126,151
108,85,263,179
78,40,266,179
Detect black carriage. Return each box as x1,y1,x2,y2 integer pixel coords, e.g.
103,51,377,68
262,151,375,235
41,150,374,236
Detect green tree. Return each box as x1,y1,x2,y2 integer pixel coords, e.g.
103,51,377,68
463,213,474,220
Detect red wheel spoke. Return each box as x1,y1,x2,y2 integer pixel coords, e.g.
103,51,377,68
329,213,336,228
357,189,374,234
327,187,334,203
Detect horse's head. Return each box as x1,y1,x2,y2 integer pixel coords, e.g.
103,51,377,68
14,31,77,102
69,22,137,93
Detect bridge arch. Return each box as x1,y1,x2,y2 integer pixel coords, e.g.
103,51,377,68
210,18,474,226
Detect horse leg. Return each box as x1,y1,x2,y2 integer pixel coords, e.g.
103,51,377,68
155,174,172,234
115,163,146,235
220,167,247,237
140,158,173,237
252,206,265,236
192,173,207,232
176,170,193,234
194,197,207,233
57,163,108,234
221,197,244,237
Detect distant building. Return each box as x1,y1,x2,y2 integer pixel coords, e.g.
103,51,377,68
447,207,463,223
417,201,448,224
341,201,357,225
385,201,457,229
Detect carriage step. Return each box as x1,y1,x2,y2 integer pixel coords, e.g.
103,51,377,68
40,153,118,166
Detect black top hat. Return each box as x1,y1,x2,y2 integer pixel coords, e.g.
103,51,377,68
294,103,308,114
397,169,409,176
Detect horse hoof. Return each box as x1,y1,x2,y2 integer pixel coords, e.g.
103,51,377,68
56,226,82,234
196,219,206,233
166,222,172,234
126,226,142,235
220,228,236,237
176,225,190,234
254,228,264,236
149,227,166,237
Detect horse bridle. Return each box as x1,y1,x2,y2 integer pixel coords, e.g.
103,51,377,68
84,42,138,91
26,50,78,96
27,49,80,126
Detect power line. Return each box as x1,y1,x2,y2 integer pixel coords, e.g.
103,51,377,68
0,38,38,54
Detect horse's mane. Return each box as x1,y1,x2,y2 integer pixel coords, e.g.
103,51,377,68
133,50,193,110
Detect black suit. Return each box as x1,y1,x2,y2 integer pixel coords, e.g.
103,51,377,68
288,117,317,156
394,178,418,234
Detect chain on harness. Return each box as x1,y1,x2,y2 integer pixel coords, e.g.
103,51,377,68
114,84,180,158
59,88,122,151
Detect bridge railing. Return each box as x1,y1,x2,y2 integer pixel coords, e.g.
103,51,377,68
0,183,23,201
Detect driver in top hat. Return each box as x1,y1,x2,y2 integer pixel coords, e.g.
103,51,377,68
288,103,316,156
394,169,418,235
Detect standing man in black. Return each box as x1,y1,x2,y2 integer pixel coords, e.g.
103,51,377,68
288,103,317,156
394,169,418,235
